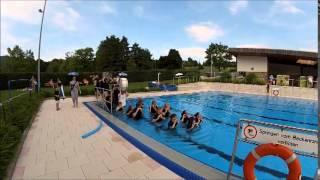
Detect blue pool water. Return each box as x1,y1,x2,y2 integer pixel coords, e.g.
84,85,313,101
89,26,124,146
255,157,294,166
112,91,317,179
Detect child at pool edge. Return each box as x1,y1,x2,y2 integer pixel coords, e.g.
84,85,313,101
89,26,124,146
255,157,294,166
168,114,178,129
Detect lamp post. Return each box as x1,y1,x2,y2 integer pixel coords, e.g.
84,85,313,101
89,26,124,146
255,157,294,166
37,0,47,92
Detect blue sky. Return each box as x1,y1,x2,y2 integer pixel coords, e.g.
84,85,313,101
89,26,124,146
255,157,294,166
1,0,317,62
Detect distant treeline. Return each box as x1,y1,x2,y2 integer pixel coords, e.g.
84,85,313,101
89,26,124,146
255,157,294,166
0,35,234,74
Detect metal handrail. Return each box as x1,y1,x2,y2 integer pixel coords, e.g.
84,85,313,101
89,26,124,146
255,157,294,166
95,87,113,113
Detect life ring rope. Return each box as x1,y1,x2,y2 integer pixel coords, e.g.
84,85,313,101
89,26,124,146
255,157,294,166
251,149,260,160
285,154,296,164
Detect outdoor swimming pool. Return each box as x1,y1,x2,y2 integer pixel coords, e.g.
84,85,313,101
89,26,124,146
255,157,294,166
112,91,317,179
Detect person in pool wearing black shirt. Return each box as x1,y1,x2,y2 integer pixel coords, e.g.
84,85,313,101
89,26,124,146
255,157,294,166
136,97,144,109
127,104,143,120
152,108,165,123
162,103,171,118
187,112,202,131
180,110,189,126
149,100,158,114
168,114,178,129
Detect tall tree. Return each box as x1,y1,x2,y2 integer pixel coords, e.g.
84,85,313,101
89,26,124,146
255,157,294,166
2,45,36,72
46,59,65,72
73,47,95,71
24,49,34,60
166,49,182,69
204,43,232,71
127,43,152,70
7,45,25,59
184,57,199,67
96,35,129,71
157,56,167,69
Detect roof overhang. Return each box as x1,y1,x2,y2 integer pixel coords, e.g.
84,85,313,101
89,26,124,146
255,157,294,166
228,48,317,62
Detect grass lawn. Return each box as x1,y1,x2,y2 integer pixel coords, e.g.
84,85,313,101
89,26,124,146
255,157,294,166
0,90,44,178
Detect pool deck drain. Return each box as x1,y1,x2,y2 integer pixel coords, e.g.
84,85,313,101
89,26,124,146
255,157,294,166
12,97,180,179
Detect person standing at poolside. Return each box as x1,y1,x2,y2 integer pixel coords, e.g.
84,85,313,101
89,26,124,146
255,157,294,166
70,76,81,108
54,84,61,111
57,78,65,99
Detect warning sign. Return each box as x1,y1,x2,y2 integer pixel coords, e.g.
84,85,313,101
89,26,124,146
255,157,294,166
243,125,257,139
241,123,318,156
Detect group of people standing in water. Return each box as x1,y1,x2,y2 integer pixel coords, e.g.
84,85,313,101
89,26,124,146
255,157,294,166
125,98,203,131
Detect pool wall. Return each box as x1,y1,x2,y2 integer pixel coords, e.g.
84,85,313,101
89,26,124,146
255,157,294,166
84,101,235,179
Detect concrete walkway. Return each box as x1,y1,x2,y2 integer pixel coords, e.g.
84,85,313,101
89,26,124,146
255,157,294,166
12,97,180,179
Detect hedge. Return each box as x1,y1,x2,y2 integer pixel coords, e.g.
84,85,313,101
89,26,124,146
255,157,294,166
0,70,200,90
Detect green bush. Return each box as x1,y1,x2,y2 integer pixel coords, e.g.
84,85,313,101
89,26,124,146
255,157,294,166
0,122,21,178
0,91,43,178
232,79,245,84
244,73,265,85
220,71,232,82
245,73,258,84
0,70,200,90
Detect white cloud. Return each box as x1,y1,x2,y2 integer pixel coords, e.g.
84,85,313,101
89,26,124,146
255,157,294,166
229,0,248,15
177,47,206,61
236,44,270,48
185,22,224,43
1,22,33,56
253,0,305,27
41,46,81,61
133,6,144,17
52,6,81,32
100,2,116,15
1,0,43,24
2,1,81,32
273,0,303,14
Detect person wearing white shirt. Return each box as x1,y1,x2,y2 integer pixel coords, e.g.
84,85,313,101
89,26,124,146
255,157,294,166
116,91,127,111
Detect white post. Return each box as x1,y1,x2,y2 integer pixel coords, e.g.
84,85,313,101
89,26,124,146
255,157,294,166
157,72,160,84
210,54,213,77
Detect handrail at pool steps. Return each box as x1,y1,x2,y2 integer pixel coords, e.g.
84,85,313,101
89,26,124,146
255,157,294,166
227,119,318,180
95,87,113,113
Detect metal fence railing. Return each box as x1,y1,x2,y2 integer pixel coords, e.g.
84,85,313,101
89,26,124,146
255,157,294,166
95,87,113,113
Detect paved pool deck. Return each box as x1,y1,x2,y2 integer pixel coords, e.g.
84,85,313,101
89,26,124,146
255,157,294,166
12,97,180,179
13,83,313,179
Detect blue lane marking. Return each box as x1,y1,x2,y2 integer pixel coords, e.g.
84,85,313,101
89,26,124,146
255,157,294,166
83,102,206,180
81,117,103,139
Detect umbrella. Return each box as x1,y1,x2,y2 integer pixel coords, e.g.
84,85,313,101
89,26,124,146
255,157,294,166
118,72,128,77
68,72,79,76
175,73,183,77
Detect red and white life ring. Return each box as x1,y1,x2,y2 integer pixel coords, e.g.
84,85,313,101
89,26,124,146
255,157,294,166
243,143,301,180
272,88,280,96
